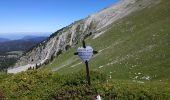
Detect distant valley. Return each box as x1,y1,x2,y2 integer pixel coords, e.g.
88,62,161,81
0,36,47,53
0,35,48,71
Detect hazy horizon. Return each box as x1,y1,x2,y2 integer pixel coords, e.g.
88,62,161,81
0,32,51,40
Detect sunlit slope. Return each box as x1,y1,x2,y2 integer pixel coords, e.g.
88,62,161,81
44,0,170,80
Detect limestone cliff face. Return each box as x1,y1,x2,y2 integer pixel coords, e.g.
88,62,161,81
10,0,160,73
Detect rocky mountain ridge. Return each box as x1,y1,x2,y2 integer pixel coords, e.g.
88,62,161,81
8,0,161,73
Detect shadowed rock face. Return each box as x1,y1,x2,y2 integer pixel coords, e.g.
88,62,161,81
9,0,161,73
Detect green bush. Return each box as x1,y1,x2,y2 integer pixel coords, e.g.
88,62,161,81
0,70,106,99
0,70,170,99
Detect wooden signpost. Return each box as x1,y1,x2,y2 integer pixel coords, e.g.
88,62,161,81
74,40,98,85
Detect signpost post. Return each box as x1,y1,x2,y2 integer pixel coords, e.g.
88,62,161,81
74,40,97,85
85,60,90,85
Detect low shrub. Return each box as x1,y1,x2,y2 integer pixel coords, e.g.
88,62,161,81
0,70,170,99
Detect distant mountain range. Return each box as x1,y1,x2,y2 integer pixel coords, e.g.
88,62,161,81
0,36,47,53
0,37,10,42
22,35,47,41
0,32,51,40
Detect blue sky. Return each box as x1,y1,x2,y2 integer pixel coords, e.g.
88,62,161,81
0,0,119,34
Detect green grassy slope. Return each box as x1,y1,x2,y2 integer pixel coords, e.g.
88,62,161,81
43,0,170,81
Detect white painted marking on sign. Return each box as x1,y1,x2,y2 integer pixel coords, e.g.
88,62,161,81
77,46,93,62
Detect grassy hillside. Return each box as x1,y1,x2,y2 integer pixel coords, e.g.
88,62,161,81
0,0,170,99
43,0,170,81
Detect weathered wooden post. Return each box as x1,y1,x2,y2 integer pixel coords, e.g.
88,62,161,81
74,40,98,85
